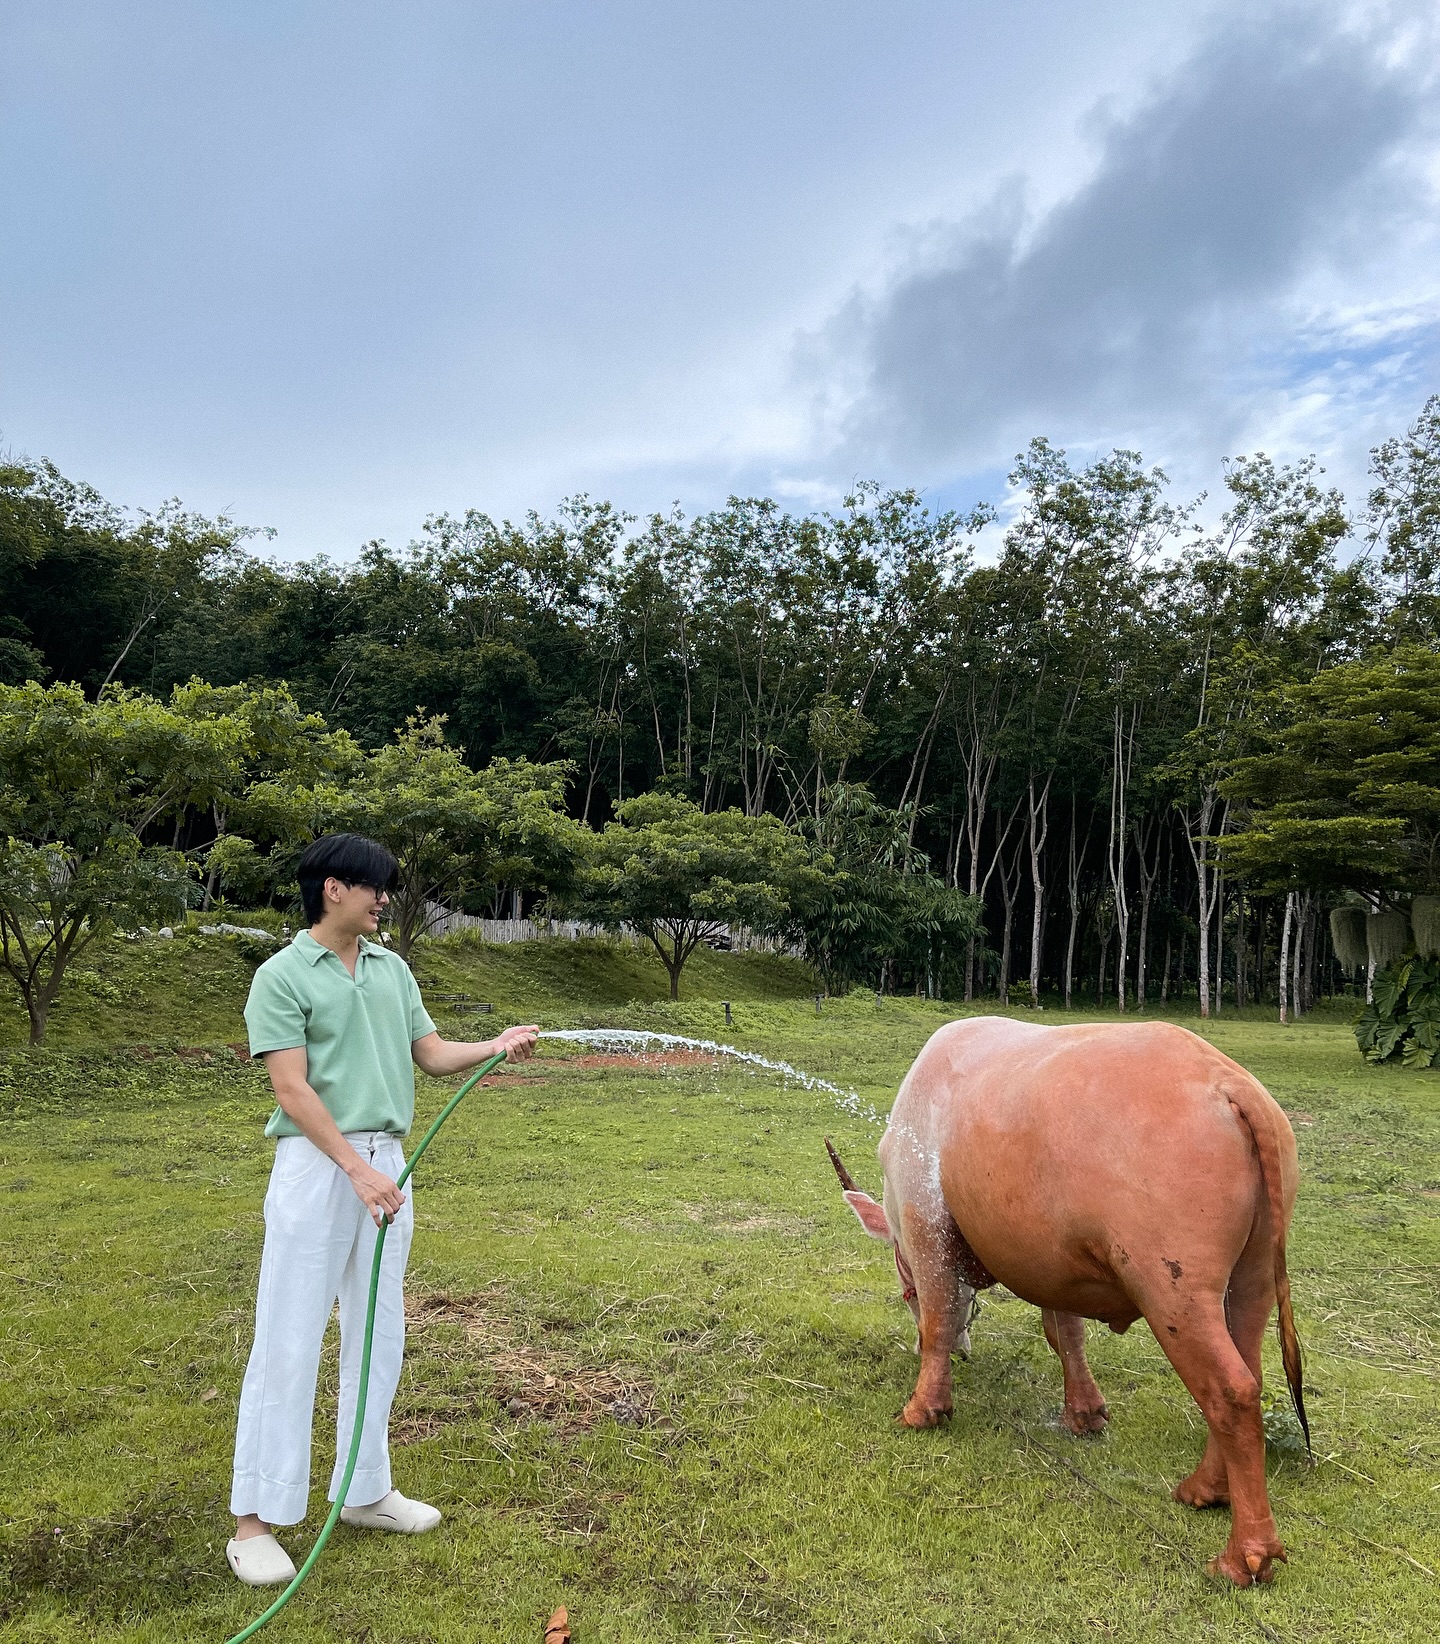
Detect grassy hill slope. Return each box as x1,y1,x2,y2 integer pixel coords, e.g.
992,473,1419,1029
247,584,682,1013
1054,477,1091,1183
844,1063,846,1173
0,922,817,1052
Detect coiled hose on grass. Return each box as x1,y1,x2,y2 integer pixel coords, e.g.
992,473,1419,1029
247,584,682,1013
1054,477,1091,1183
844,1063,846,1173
224,1049,508,1644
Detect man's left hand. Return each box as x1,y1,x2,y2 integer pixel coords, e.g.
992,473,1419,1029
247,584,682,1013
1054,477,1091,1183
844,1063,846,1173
494,1024,539,1062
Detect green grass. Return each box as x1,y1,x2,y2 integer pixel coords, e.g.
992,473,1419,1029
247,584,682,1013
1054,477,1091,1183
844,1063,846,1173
2,935,1439,1641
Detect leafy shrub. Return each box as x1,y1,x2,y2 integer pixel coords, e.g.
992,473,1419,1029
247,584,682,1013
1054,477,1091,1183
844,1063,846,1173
1261,1390,1311,1461
1355,955,1440,1068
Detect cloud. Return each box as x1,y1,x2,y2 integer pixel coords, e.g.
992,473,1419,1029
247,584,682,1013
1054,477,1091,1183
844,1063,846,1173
812,4,1440,488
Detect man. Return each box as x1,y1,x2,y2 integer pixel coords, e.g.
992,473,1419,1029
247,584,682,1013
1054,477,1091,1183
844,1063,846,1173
226,833,538,1586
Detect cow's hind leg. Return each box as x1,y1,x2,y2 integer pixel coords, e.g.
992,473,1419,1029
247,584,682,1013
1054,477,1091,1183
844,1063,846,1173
897,1205,966,1429
1174,1231,1276,1512
1151,1295,1285,1585
1042,1309,1109,1435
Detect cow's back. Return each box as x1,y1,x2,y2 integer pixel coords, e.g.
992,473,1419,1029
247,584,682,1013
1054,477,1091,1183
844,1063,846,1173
881,1016,1292,1314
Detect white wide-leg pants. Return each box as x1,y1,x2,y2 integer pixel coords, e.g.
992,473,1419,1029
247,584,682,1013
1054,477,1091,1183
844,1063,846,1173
231,1131,414,1526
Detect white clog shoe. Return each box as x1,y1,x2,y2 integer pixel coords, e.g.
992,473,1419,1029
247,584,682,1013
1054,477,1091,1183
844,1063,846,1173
226,1532,298,1586
340,1488,442,1534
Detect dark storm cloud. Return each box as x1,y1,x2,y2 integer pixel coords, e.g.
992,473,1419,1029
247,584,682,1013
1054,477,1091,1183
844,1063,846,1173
830,6,1438,472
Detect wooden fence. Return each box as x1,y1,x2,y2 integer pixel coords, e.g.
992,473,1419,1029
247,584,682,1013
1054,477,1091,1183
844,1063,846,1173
421,903,796,954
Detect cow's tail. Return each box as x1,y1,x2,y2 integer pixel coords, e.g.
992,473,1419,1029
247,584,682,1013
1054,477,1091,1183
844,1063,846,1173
1228,1084,1311,1453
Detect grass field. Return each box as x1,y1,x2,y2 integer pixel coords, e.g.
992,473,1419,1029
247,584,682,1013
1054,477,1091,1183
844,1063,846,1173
2,930,1439,1642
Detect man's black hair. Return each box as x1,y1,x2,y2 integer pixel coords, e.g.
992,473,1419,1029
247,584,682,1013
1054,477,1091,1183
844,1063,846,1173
297,834,399,926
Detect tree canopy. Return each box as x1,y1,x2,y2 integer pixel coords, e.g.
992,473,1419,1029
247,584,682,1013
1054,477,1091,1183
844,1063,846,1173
0,682,236,1041
1223,647,1440,894
575,794,801,998
6,392,1440,1031
325,717,578,958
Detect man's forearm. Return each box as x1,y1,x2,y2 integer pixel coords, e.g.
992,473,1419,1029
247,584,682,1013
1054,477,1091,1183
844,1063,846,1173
258,1046,405,1224
271,1077,369,1177
413,1037,506,1077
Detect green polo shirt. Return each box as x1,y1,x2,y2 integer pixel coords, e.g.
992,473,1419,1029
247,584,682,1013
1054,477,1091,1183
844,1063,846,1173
244,930,437,1138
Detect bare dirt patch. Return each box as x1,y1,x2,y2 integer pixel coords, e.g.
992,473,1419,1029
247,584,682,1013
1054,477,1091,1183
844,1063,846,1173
713,1214,812,1234
509,1049,722,1084
444,1049,717,1090
397,1289,658,1441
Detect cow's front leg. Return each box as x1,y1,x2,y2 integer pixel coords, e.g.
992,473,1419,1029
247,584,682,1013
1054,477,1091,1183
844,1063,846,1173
1041,1308,1110,1435
897,1207,967,1428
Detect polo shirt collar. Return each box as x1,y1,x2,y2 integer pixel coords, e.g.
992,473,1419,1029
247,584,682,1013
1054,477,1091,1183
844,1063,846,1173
293,930,385,966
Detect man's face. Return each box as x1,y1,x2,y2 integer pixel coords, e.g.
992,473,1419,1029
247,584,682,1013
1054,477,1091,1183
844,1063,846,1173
323,876,390,934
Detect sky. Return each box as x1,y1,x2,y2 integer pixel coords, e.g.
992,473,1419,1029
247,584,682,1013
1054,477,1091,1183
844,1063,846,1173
2,1,1438,559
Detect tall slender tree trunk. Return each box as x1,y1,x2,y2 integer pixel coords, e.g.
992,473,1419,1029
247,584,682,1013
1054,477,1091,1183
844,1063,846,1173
970,794,1023,1002
1303,893,1319,1010
1108,706,1135,1012
1279,891,1295,1024
998,836,1021,1005
1026,772,1052,1006
1063,794,1085,1011
1182,790,1227,1020
1213,871,1225,1016
1095,896,1113,1007
1234,893,1248,1009
960,749,1002,1000
1296,895,1309,1012
1133,814,1159,1009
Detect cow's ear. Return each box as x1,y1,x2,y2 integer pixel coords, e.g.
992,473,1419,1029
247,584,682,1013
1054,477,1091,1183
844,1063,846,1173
843,1190,893,1243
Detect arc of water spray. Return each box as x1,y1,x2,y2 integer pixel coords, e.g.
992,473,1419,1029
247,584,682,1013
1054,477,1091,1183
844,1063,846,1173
537,1028,882,1126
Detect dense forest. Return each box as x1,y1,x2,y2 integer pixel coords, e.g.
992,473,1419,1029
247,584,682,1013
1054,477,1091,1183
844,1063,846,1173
4,395,1439,1016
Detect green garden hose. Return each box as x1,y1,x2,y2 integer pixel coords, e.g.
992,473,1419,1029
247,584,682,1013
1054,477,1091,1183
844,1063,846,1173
225,1049,509,1643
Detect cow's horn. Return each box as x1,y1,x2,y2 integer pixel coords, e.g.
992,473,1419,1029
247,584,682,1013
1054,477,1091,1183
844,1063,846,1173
824,1136,860,1193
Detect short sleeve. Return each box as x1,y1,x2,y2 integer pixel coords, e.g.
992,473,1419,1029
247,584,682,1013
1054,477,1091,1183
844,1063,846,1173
407,966,437,1043
245,962,308,1056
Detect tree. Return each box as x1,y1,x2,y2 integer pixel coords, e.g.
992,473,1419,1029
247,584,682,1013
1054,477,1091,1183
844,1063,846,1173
778,782,980,996
1222,646,1440,894
0,458,254,695
0,683,241,1042
889,871,984,999
1366,395,1440,641
986,441,1186,1004
782,784,910,994
152,679,361,907
575,792,800,998
1166,452,1353,1015
328,716,577,959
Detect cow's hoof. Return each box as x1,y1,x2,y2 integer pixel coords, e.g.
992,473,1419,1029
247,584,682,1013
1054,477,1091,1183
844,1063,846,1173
1206,1538,1287,1587
898,1399,951,1428
1173,1470,1229,1509
1060,1401,1109,1437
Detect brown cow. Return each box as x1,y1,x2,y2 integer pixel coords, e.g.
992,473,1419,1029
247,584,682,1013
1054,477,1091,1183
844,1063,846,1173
829,1016,1309,1586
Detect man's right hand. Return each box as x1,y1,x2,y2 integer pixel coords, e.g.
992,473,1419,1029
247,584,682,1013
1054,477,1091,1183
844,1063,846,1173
345,1157,406,1226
